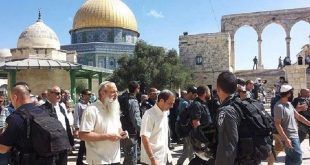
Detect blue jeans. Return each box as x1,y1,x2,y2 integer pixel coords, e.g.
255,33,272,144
123,137,138,165
284,138,302,165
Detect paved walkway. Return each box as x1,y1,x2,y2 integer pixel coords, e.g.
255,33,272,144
68,139,310,165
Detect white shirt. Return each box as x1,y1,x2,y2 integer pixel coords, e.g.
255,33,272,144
54,103,67,130
140,104,171,165
80,100,122,164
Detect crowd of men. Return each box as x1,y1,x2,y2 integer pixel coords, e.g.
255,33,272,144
0,71,308,165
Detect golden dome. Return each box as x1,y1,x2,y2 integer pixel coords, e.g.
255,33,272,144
72,0,138,32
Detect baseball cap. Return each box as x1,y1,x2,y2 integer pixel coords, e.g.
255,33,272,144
280,84,293,93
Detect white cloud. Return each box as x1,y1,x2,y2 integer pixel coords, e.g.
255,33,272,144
147,10,164,18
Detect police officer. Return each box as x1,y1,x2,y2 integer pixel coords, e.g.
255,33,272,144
215,71,240,165
0,84,68,165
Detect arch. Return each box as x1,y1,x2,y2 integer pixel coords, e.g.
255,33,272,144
234,25,258,70
232,23,258,38
290,20,310,64
261,23,286,69
261,21,288,37
221,7,310,71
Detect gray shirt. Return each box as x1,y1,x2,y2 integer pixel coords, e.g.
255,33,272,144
73,100,89,129
274,101,299,139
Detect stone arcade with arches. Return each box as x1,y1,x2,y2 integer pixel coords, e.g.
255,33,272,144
180,7,310,87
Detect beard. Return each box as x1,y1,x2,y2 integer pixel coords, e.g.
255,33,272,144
103,97,120,120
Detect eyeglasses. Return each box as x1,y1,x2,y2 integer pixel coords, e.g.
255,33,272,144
51,91,61,96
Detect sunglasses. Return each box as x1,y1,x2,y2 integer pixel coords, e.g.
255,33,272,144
51,91,61,96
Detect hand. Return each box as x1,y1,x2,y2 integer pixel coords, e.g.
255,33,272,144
296,103,307,112
150,157,159,165
120,130,129,139
73,130,79,138
284,138,293,149
109,134,122,142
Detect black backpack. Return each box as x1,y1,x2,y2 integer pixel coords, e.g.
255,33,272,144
119,93,137,134
232,98,274,161
15,106,71,158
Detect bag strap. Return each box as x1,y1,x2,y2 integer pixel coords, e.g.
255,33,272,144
14,109,32,154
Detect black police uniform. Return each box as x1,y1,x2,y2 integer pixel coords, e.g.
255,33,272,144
215,96,241,165
0,103,68,165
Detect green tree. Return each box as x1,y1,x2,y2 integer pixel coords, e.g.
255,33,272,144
109,41,194,92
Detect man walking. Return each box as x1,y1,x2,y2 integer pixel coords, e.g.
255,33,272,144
79,81,128,164
176,86,197,165
119,81,141,165
188,85,214,165
140,90,175,165
274,85,310,165
253,56,258,70
74,89,92,165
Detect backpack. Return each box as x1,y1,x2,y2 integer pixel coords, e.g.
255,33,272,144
119,92,137,134
232,98,274,161
175,106,192,138
15,106,71,157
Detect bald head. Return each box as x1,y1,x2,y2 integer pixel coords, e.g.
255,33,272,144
10,85,32,109
300,88,310,98
11,85,30,97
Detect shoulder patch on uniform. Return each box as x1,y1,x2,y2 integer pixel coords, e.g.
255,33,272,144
218,111,226,127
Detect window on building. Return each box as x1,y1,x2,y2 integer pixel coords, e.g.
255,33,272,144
196,56,203,65
98,57,106,68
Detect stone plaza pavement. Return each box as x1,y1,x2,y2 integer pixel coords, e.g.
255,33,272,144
68,138,310,165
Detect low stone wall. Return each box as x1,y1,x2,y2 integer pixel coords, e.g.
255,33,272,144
16,69,71,95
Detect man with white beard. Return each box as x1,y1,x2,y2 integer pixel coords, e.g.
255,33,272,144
79,81,128,165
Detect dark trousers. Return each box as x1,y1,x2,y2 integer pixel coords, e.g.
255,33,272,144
123,137,138,165
298,126,310,145
189,155,214,165
36,151,68,165
77,140,86,165
169,119,179,143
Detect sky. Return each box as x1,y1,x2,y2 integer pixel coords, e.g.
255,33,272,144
1,0,310,70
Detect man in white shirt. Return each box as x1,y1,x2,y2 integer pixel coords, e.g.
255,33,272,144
79,81,128,165
140,90,175,165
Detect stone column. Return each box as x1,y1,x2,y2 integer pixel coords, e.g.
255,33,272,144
230,37,235,71
257,35,263,69
286,36,291,58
